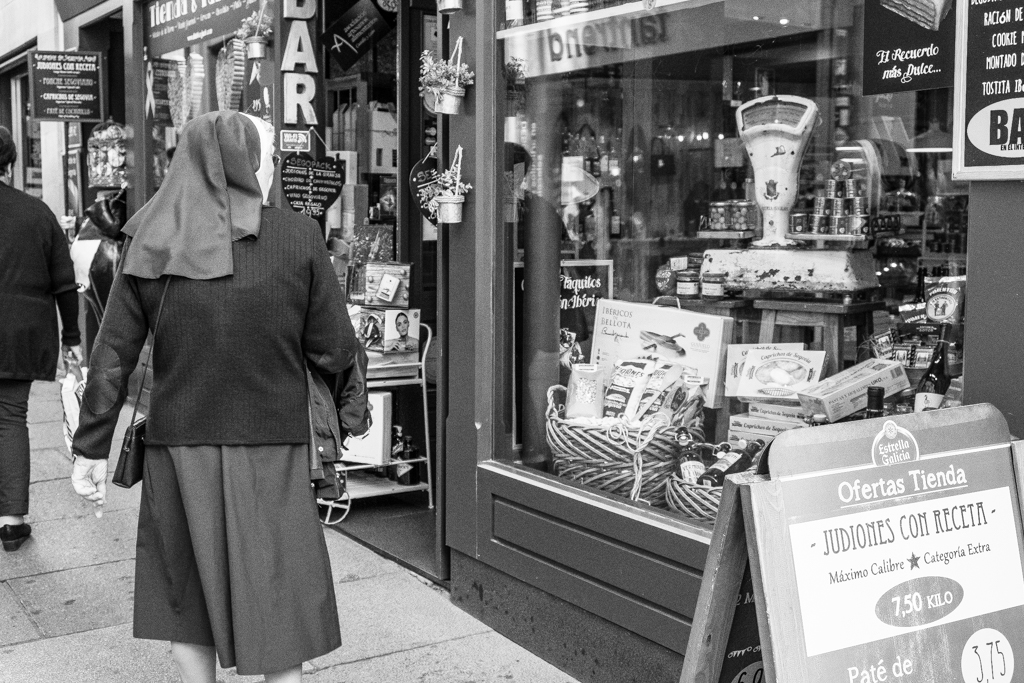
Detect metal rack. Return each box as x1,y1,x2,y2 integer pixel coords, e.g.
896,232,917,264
318,324,434,525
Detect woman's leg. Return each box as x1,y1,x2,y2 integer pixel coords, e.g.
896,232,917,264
0,380,33,523
170,642,216,683
265,665,302,683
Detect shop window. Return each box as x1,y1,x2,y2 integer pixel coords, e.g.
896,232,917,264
501,0,967,525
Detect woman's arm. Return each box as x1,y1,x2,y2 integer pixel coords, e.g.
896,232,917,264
47,212,82,348
303,222,358,376
72,266,149,460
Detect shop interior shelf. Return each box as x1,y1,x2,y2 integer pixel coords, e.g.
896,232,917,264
339,457,428,471
787,232,868,244
345,474,430,500
696,230,755,240
919,252,968,262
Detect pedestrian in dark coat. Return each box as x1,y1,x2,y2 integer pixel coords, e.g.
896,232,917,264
71,111,357,683
0,125,82,551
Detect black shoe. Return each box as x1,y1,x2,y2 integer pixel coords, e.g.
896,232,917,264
0,523,31,551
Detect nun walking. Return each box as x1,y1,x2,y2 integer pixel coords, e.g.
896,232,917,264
71,111,357,682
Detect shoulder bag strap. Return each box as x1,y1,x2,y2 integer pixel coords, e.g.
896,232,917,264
126,275,172,426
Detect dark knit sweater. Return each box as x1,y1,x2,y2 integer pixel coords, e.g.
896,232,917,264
73,207,358,458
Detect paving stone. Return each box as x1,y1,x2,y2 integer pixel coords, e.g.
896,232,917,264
0,583,40,648
301,631,579,683
25,423,69,452
323,528,405,583
27,397,64,425
307,571,491,671
26,477,141,524
7,560,135,638
0,509,137,582
29,448,71,483
0,623,180,683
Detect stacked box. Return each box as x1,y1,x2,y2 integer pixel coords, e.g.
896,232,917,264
797,359,911,423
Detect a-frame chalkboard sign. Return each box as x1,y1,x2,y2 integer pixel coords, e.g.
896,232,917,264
683,404,1024,683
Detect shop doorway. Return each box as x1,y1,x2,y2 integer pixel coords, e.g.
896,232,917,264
321,0,448,583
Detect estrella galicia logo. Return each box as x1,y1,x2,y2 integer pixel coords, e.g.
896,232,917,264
871,420,920,467
693,323,710,342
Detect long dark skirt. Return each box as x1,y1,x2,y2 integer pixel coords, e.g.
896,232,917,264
133,443,341,675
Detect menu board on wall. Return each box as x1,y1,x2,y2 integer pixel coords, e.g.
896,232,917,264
28,51,103,122
862,0,956,96
280,153,347,225
953,0,1024,179
144,0,260,57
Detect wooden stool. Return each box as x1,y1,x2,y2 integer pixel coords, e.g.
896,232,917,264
755,299,886,377
654,296,759,344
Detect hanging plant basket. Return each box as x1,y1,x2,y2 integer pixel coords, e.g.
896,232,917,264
245,36,268,60
435,196,465,223
435,87,466,115
438,0,463,14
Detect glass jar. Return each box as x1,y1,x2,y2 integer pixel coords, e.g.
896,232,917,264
729,201,757,232
708,202,730,231
675,270,701,299
701,272,727,300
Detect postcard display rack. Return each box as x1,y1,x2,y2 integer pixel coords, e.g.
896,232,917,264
681,404,1024,683
317,324,434,524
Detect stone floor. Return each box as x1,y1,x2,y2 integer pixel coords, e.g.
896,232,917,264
0,380,578,683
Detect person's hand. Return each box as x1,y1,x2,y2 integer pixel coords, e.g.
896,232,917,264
62,344,84,364
71,456,107,518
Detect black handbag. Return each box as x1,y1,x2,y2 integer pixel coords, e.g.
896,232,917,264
112,276,171,489
84,188,126,240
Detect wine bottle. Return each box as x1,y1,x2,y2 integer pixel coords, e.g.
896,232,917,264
387,425,404,480
865,385,885,420
914,326,952,412
697,442,755,487
913,267,927,304
397,436,420,486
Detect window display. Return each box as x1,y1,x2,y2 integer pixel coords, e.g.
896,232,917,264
502,0,968,525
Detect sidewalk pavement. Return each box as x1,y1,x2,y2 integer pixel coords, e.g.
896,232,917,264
0,380,577,683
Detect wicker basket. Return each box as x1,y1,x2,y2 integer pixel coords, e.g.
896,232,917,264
665,477,722,522
545,385,704,508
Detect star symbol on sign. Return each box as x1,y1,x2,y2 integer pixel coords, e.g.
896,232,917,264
908,553,920,569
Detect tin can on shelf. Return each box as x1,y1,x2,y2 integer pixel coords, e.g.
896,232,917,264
701,272,727,300
729,201,757,232
708,202,730,230
830,215,848,235
831,198,846,217
850,196,866,215
825,179,838,198
845,179,859,198
809,214,826,234
849,215,869,235
675,270,701,298
790,213,808,233
814,196,830,216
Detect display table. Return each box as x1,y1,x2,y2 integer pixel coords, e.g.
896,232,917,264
754,298,885,377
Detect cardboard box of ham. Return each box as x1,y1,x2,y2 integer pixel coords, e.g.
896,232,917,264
589,300,732,408
725,343,805,397
735,348,826,406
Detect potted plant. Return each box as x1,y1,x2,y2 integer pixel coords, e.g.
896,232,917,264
236,3,273,60
419,146,471,224
419,37,474,116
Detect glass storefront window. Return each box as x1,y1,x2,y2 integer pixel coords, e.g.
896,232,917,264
502,0,968,523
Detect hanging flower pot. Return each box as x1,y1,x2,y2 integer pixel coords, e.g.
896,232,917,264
438,0,463,14
245,36,268,60
419,37,474,117
435,87,466,115
435,195,465,223
420,146,471,225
